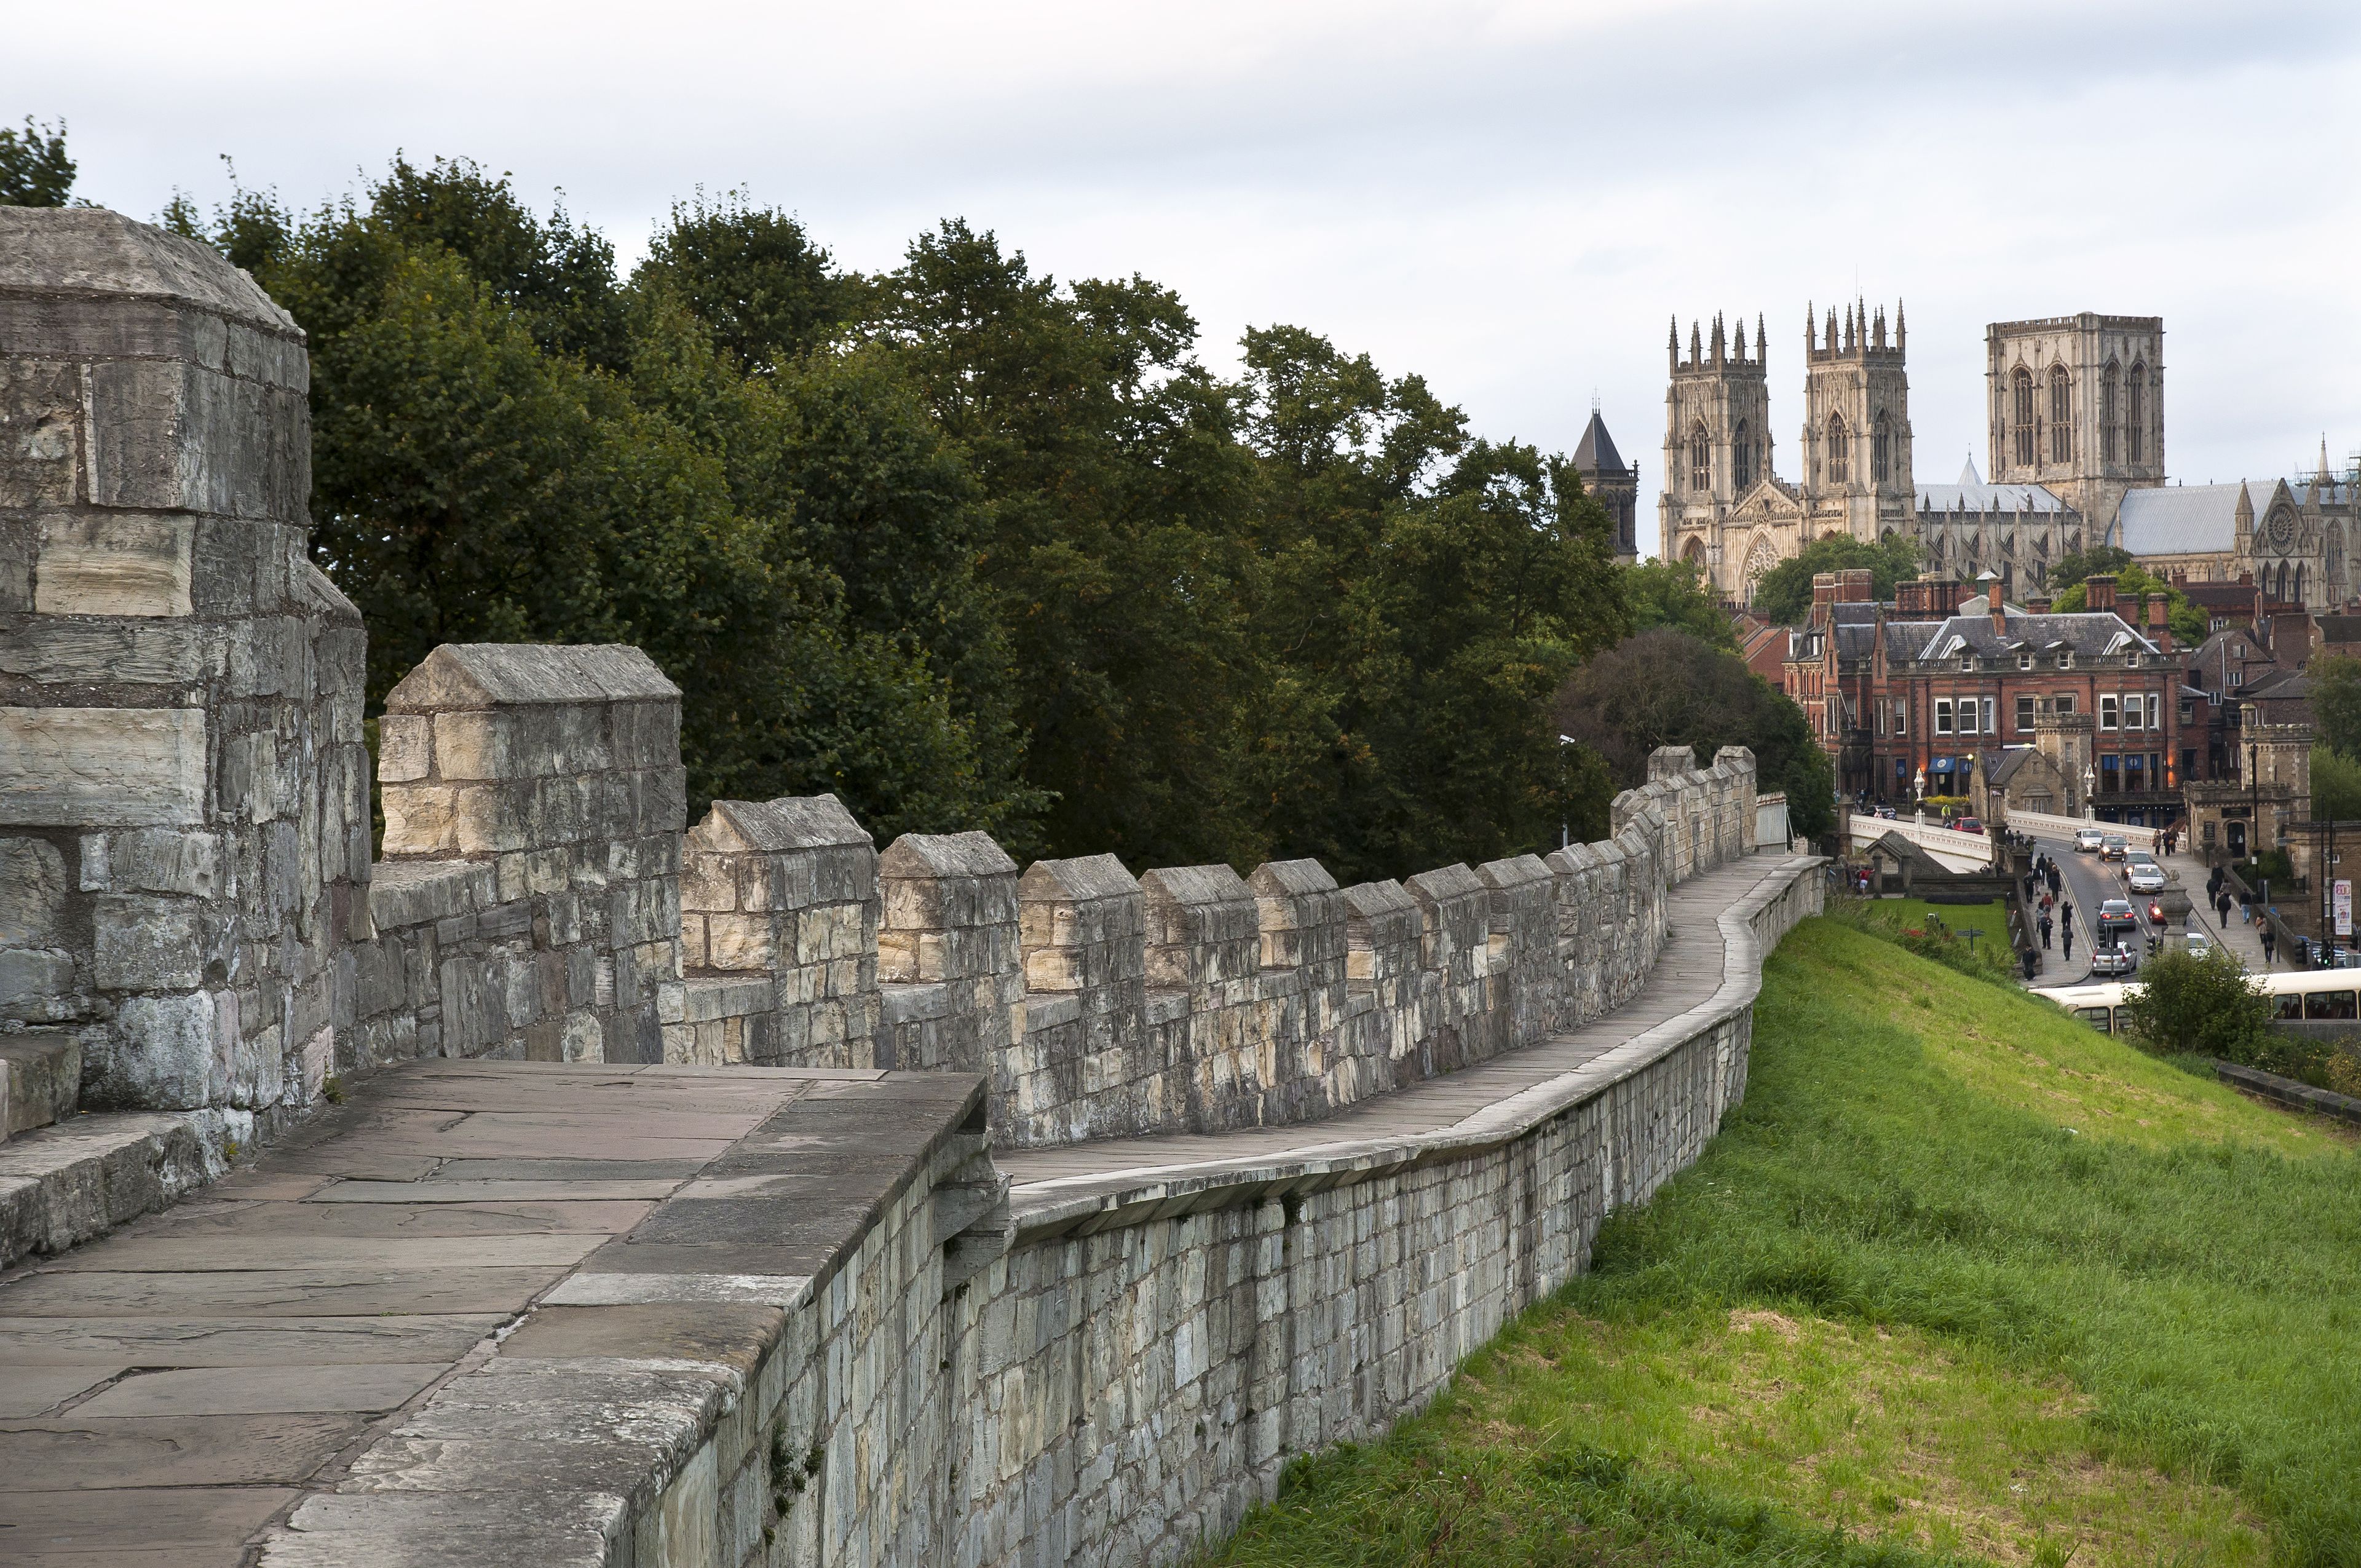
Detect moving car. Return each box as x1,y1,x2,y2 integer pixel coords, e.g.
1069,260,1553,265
2100,834,2130,861
1956,817,1985,835
2073,826,2105,853
2096,898,2140,944
2089,943,2137,976
2184,931,2215,961
2127,856,2166,893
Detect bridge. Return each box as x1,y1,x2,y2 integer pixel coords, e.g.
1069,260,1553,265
1848,813,1997,872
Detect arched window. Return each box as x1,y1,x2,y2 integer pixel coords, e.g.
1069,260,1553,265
1872,411,1891,483
2100,361,2121,462
2127,363,2146,463
2296,563,2308,603
1690,422,1710,492
1827,413,1849,485
1681,536,1707,567
2049,366,2071,462
1733,419,1752,490
2012,368,2036,466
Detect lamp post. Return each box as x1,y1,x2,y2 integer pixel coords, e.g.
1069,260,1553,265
1557,734,1577,851
1912,765,1926,827
2082,762,2095,820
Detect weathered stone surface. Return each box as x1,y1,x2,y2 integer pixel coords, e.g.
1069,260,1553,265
33,514,194,616
0,707,206,826
0,836,69,946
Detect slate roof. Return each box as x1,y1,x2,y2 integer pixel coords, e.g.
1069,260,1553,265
2317,614,2361,644
1572,411,1632,477
2112,483,2251,555
2180,580,2259,612
1884,608,2157,664
1916,458,2074,515
1985,746,2042,787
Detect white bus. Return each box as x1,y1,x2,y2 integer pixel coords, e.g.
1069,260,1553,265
2032,972,2361,1035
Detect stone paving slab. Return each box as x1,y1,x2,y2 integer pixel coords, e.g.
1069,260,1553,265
0,1060,983,1567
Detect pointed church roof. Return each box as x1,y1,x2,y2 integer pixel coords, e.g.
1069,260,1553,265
1572,410,1629,475
1959,456,1982,485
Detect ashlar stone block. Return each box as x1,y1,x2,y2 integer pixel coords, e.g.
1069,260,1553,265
0,707,206,827
33,514,194,617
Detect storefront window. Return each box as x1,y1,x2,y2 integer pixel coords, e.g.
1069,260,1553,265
2101,754,2121,793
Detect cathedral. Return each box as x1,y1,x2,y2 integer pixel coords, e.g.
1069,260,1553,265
1655,302,1916,601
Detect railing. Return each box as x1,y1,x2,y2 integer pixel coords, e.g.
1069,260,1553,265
1848,814,1996,868
2002,809,2160,854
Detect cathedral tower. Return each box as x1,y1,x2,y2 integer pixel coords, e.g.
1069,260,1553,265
1985,312,2164,529
1573,402,1641,563
1658,312,1773,574
1799,298,1913,542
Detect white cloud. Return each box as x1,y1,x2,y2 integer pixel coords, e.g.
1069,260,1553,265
14,0,2360,540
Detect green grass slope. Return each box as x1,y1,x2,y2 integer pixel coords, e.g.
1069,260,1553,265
1206,916,2361,1568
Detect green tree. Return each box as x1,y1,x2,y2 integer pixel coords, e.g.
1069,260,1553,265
1551,628,1833,841
1623,557,1735,649
2049,561,2205,646
0,116,74,207
2118,947,2272,1059
2312,655,2361,759
1750,533,1919,624
635,191,852,372
2045,544,2133,591
2312,745,2361,823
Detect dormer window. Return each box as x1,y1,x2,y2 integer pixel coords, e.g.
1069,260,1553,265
2058,651,2073,669
2017,652,2033,670
2127,652,2141,668
1960,654,1974,673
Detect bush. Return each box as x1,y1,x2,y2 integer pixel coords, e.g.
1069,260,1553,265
2118,948,2271,1058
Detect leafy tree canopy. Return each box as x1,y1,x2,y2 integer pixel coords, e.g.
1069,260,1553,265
1750,533,1919,624
2118,948,2272,1059
1552,628,1833,841
2312,656,2361,764
1623,558,1735,649
0,116,75,207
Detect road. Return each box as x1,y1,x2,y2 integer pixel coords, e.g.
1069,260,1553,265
2023,834,2266,986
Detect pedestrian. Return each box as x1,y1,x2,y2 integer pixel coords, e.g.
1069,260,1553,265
2062,901,2074,933
2261,925,2277,965
2021,946,2039,982
2239,889,2252,924
2218,892,2233,926
2062,924,2074,962
2047,865,2062,895
2039,913,2053,949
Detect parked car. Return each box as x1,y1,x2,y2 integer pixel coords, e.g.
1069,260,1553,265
2127,857,2166,893
2100,834,2130,861
2090,943,2138,976
2073,827,2105,852
1956,817,1985,834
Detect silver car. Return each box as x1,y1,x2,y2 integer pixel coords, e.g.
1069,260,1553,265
2127,857,2165,893
2073,827,2105,852
2089,943,2137,976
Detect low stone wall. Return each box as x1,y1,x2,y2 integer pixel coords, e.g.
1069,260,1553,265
939,859,1822,1564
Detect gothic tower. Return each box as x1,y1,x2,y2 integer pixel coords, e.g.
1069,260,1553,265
1985,312,2164,530
1573,402,1641,563
1658,312,1773,577
1799,298,1913,542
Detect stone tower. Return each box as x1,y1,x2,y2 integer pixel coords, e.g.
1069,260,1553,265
1573,403,1640,563
1986,312,2164,529
1657,312,1772,568
0,208,371,1127
1799,299,1914,542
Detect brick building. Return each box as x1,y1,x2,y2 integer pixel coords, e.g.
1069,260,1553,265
1785,571,2183,825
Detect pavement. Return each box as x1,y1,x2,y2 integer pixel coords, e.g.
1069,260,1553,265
0,1061,981,1567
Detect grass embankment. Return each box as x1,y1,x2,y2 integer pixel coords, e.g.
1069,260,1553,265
1208,917,2361,1568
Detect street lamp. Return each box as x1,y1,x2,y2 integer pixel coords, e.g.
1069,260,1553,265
2081,762,2095,820
1912,765,1926,826
1557,734,1578,851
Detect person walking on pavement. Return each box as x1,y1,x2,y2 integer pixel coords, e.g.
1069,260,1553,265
2039,911,2053,950
2047,864,2062,896
2261,924,2277,967
2062,923,2074,963
2239,887,2252,924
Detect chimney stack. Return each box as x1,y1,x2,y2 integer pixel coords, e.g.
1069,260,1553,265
1838,568,1873,603
2086,574,2118,612
2028,595,2054,616
2147,592,2171,652
1812,572,1839,616
1988,576,2006,633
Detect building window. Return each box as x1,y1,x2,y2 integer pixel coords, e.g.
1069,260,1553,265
2017,694,2036,732
1873,412,1891,483
2229,668,2244,687
2101,694,2119,730
1892,700,1908,737
2181,746,2197,781
1690,422,1710,492
2148,693,2161,731
2126,753,2146,791
1733,419,1752,490
2127,652,2141,668
2049,366,2071,461
2102,362,2121,462
1828,413,1849,485
2055,694,2076,715
1935,699,1953,735
2017,651,2033,670
1984,696,1998,734
1960,654,1974,672
2128,364,2146,463
2102,754,2121,793
2013,368,2036,466
2180,700,2195,724
2058,651,2073,669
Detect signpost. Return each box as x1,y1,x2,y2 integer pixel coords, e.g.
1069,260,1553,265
2336,879,2352,941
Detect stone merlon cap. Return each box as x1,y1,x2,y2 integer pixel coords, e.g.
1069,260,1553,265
1248,859,1340,899
696,794,871,853
385,644,680,711
879,830,1018,880
0,206,299,338
1021,853,1141,903
1140,865,1254,909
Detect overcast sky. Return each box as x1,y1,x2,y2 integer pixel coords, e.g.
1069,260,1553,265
18,1,2361,547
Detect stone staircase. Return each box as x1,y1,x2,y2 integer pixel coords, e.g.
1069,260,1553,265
1,1035,77,1143
0,1035,215,1270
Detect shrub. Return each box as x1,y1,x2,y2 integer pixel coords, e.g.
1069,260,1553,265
2118,948,2271,1059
